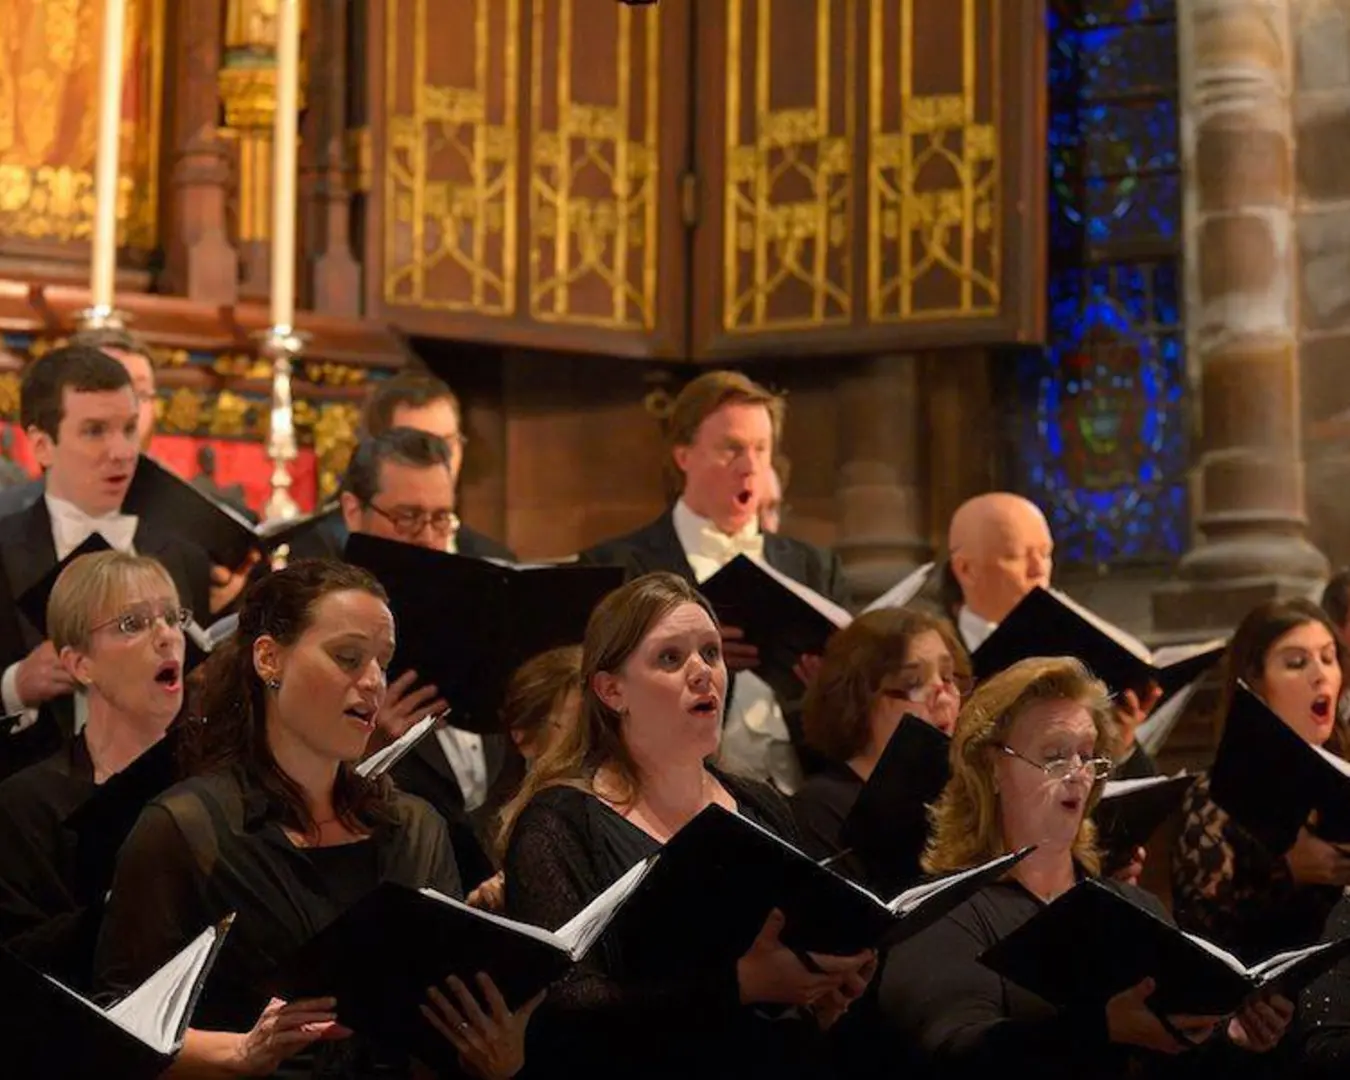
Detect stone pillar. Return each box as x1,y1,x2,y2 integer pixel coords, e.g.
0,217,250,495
1154,0,1327,636
834,355,930,605
162,0,239,303
1292,0,1350,570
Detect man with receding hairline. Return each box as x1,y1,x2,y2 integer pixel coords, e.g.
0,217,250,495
946,492,1054,652
945,491,1159,786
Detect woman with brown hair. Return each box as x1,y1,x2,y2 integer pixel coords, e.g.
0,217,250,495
1172,597,1350,963
500,571,875,1079
92,560,536,1079
879,656,1291,1079
791,607,969,863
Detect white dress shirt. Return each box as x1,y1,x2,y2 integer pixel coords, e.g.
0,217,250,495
434,725,488,812
2,494,139,725
957,605,998,653
671,499,803,795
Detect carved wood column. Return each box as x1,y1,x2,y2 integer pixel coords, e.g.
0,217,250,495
162,0,238,303
834,354,929,605
301,0,360,316
1154,0,1326,634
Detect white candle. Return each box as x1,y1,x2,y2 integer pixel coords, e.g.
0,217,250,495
91,0,128,311
270,0,300,330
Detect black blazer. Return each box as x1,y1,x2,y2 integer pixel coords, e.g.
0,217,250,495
577,509,851,608
390,733,508,890
0,497,213,672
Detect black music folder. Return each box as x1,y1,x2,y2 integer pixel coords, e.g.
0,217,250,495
696,555,851,701
64,724,186,903
606,803,1032,980
1093,774,1195,858
16,528,236,671
0,916,230,1080
981,878,1350,1016
264,861,650,1061
837,716,951,894
1209,682,1350,851
16,532,114,636
971,587,1226,698
344,532,623,733
123,455,329,569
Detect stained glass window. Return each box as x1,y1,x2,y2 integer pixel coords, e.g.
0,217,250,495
1006,0,1188,566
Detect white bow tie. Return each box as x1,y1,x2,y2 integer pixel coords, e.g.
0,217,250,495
700,523,764,565
54,507,138,557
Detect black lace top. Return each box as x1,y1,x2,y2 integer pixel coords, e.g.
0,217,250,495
1171,773,1339,964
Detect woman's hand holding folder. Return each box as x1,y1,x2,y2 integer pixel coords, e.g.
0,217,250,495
228,996,353,1076
1105,977,1220,1055
735,908,874,1009
420,972,543,1080
1286,817,1350,887
1227,992,1294,1054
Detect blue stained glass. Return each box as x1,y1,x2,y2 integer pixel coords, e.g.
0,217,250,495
1011,3,1188,567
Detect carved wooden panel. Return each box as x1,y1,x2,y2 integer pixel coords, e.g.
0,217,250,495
367,0,690,357
0,0,165,265
690,0,1044,358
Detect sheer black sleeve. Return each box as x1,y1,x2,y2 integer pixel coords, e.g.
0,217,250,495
503,794,741,1030
1171,774,1337,960
91,802,210,1003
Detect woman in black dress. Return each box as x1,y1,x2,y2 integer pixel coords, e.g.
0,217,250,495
498,571,876,1079
1172,599,1350,962
791,607,967,866
0,550,187,987
92,560,535,1079
880,656,1292,1080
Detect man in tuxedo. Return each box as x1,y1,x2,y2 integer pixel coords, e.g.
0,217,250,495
944,491,1157,778
340,428,506,887
945,492,1055,653
578,370,847,792
0,326,158,521
0,346,211,751
298,370,515,562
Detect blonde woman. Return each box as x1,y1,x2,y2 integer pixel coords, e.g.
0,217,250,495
0,550,186,989
879,657,1291,1080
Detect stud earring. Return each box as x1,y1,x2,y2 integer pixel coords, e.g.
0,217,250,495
266,677,281,691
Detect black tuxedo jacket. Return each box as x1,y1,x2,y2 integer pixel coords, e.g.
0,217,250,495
578,511,849,775
577,510,852,608
0,498,213,672
390,733,508,889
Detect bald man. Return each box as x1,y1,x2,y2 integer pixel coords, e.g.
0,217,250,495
946,492,1159,785
947,492,1053,652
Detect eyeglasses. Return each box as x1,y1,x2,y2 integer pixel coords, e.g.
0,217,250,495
91,603,193,638
365,503,459,539
996,743,1114,782
880,673,975,703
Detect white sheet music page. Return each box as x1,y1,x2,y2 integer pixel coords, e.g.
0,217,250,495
862,563,936,615
102,919,228,1052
